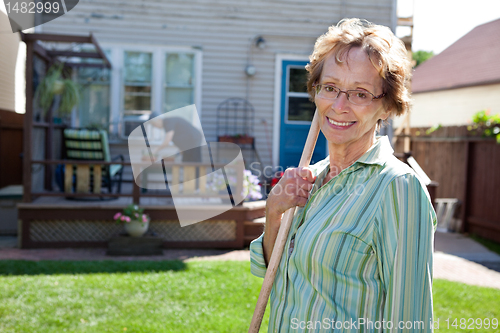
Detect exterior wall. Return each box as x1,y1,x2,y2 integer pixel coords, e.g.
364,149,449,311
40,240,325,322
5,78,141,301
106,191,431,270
0,12,21,112
38,0,395,167
395,83,500,128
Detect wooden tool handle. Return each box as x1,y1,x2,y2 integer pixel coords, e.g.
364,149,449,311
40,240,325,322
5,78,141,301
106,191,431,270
249,110,321,333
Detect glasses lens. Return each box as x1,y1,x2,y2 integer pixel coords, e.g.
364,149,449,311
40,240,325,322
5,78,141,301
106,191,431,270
348,90,373,106
317,85,338,99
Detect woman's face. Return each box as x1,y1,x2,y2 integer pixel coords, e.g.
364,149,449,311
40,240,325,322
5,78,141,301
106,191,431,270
315,47,391,153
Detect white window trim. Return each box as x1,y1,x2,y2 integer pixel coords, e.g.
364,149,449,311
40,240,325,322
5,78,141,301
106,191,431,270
100,42,202,140
273,53,310,169
283,64,313,126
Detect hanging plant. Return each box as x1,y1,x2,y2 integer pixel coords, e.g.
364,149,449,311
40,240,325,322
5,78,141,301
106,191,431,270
35,63,80,117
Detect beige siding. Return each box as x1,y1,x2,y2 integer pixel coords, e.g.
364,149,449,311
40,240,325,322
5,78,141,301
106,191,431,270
394,83,500,128
39,0,394,166
0,12,21,112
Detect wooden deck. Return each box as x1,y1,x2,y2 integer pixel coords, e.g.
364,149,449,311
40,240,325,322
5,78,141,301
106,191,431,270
18,196,266,249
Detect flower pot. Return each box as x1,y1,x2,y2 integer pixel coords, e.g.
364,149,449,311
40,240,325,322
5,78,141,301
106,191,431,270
124,220,149,237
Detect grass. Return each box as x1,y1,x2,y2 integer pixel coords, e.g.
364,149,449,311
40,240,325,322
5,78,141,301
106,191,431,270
0,260,499,333
433,279,500,332
470,234,500,256
0,260,270,333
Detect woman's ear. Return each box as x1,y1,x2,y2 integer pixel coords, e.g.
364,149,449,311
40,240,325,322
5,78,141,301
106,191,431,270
379,108,392,121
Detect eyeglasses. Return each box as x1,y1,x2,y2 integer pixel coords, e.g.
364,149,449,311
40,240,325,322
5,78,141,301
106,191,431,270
313,84,386,106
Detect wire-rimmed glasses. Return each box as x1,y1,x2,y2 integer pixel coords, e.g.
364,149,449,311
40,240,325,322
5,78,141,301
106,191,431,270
313,84,385,106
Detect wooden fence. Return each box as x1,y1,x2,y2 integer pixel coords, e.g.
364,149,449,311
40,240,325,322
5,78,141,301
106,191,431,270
395,126,500,242
0,109,23,188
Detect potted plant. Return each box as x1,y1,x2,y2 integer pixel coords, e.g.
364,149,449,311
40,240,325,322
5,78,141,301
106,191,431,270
35,63,80,120
206,169,263,202
113,204,150,237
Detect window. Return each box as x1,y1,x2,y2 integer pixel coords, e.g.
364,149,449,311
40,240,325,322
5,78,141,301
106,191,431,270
286,66,315,123
74,44,201,138
76,50,111,130
123,51,152,116
164,53,195,112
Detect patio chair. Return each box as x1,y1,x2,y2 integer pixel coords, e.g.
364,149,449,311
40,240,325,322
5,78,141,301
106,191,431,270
62,128,124,196
435,198,461,232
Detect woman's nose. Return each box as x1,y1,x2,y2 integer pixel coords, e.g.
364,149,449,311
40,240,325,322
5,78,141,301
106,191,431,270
331,91,349,113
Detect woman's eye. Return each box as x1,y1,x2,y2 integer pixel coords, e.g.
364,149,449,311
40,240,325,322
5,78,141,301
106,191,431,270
356,92,367,99
325,86,335,92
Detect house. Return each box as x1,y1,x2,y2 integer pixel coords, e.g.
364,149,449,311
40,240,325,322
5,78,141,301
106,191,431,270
35,0,399,170
408,18,500,127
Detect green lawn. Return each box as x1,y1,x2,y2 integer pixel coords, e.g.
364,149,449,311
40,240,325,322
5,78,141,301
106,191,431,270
470,234,500,256
0,260,498,333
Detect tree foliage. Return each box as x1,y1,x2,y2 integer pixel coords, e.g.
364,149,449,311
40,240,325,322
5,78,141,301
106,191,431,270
412,50,434,67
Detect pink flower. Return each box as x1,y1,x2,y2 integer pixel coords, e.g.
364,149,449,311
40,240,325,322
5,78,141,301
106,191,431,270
124,216,131,222
113,212,122,220
120,216,125,221
142,214,148,222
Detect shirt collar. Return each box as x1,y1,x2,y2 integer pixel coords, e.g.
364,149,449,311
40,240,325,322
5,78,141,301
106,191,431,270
355,135,394,167
310,135,394,178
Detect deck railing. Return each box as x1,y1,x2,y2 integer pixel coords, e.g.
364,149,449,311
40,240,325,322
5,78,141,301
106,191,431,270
29,159,244,205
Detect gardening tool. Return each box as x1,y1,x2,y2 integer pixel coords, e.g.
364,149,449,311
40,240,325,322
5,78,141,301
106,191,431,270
248,110,320,333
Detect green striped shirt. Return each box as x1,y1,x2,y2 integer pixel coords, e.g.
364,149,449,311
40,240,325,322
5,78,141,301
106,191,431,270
250,136,437,333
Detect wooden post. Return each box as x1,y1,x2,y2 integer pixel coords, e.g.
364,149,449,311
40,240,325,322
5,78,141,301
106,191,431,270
132,173,140,205
460,141,471,233
44,106,54,191
22,40,34,202
404,112,411,152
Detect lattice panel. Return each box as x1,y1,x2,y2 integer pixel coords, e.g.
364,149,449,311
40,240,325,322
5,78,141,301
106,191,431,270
28,219,237,242
30,220,123,242
150,220,236,241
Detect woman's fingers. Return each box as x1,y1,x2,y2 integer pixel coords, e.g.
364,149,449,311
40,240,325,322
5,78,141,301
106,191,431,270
267,167,317,215
296,167,316,183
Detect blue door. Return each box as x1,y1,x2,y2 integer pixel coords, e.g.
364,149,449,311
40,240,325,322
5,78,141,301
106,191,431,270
279,60,327,169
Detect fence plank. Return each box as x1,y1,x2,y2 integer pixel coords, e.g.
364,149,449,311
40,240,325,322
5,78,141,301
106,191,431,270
396,130,500,242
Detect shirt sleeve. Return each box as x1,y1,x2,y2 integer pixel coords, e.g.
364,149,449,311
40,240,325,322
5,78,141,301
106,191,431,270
374,173,437,332
249,233,267,278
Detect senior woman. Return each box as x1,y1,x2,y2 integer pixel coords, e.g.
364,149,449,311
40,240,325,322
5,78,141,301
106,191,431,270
250,18,436,332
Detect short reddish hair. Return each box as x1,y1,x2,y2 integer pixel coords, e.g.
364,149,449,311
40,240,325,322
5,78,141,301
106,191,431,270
306,18,412,118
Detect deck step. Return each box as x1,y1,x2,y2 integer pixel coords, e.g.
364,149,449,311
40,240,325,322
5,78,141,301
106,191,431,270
244,217,265,246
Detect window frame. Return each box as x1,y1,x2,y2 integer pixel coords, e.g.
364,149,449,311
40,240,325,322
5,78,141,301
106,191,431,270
99,42,202,140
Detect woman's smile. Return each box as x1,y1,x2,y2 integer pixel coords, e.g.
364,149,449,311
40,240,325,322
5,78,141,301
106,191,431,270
326,116,356,128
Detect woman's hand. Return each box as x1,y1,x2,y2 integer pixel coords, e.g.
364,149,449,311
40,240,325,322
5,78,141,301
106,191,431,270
263,167,316,265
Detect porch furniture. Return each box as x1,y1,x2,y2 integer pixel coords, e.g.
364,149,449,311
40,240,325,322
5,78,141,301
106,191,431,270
435,198,461,232
62,129,124,196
